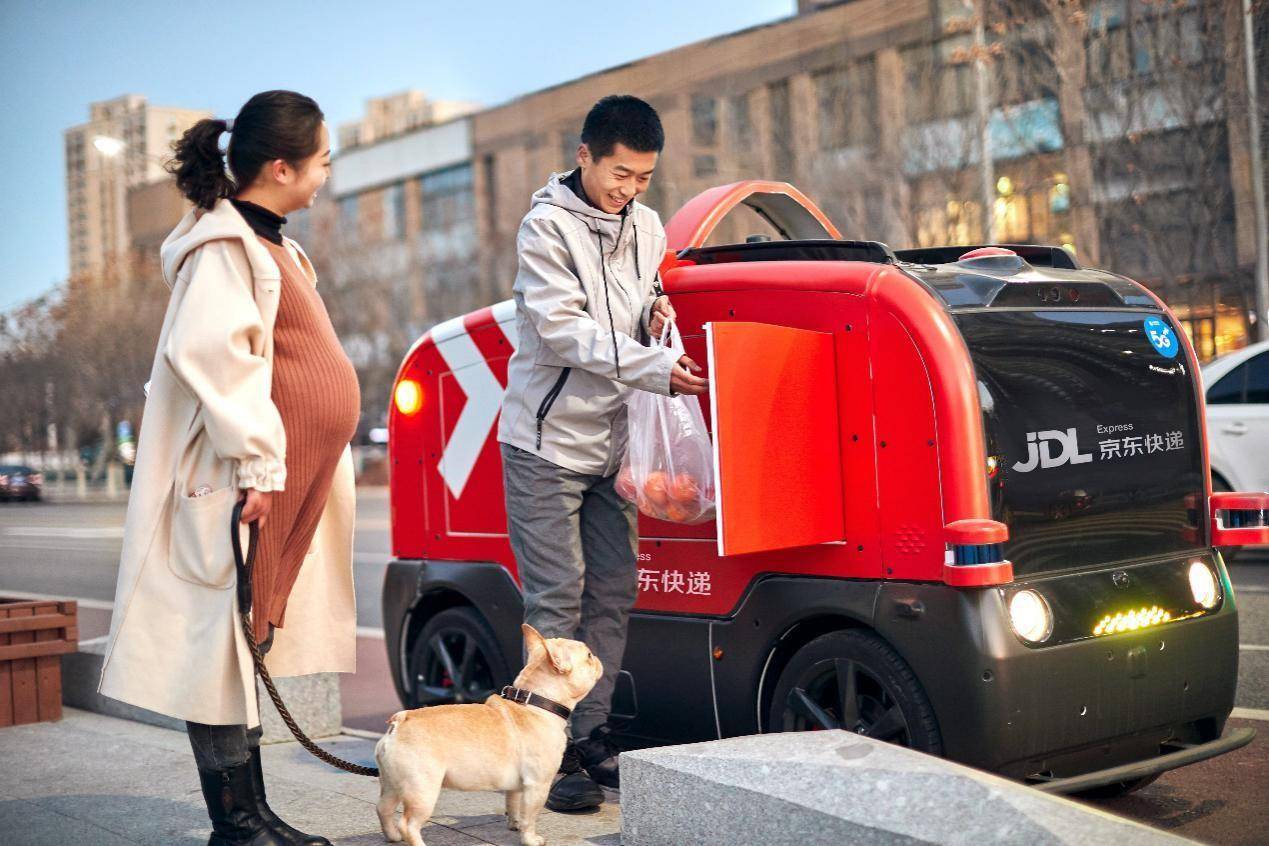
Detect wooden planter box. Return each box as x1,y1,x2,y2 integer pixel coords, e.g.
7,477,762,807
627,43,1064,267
0,597,78,727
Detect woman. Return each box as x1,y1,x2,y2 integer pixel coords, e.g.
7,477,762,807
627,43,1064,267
97,90,360,846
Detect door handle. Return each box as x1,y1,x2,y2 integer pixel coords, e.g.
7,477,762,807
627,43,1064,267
1220,422,1248,436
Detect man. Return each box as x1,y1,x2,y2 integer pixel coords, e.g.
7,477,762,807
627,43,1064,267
497,94,709,811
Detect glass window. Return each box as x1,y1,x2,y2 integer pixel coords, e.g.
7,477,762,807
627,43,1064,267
901,45,936,124
1245,353,1269,404
419,163,476,260
1207,363,1246,404
768,79,793,177
384,183,406,240
560,132,581,170
692,95,717,147
728,94,752,144
815,60,878,150
339,195,358,232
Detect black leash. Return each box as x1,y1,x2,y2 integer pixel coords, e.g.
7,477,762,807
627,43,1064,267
231,498,379,777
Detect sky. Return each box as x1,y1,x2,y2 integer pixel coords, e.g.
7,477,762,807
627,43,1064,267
0,0,794,310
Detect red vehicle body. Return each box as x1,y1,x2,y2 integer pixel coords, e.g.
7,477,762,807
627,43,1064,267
383,181,1261,794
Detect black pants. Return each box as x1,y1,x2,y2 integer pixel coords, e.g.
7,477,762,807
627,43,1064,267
185,624,274,770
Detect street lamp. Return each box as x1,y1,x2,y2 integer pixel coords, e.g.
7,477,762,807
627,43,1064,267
92,135,126,157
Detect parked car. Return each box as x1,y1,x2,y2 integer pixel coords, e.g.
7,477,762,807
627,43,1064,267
0,465,42,501
1203,339,1269,495
383,180,1262,798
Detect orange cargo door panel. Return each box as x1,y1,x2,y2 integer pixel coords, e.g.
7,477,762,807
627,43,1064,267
706,321,845,557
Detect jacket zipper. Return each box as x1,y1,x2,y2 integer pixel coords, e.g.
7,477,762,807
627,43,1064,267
535,367,572,450
594,228,623,380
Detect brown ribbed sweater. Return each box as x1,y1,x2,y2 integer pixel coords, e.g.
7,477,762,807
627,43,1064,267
252,237,360,644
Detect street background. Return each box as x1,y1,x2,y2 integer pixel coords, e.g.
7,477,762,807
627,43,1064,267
0,487,1266,844
1,0,1267,843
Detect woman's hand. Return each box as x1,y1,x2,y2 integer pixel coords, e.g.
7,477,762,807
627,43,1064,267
240,488,273,527
649,296,676,339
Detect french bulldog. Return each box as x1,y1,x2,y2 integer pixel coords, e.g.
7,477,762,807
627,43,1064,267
375,624,603,846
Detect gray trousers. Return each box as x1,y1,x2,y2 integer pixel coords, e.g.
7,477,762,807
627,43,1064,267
185,624,274,770
501,443,638,740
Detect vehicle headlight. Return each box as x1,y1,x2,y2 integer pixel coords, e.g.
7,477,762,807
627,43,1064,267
1188,561,1220,609
1009,589,1053,643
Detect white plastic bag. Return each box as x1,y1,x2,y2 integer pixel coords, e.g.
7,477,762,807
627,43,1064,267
616,320,715,524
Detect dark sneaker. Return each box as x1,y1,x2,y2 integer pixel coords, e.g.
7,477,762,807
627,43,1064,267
575,724,621,789
546,744,603,811
546,771,604,812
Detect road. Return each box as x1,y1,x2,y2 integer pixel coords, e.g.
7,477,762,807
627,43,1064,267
1,491,1266,844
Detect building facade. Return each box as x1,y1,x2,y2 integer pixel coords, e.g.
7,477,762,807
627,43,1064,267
320,0,1266,364
337,90,481,151
64,94,209,280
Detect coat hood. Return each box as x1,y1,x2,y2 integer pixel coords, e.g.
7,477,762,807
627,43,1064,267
160,198,282,290
532,171,639,235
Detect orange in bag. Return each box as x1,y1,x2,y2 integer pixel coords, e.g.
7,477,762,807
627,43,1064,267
664,502,690,522
669,473,701,504
644,471,670,507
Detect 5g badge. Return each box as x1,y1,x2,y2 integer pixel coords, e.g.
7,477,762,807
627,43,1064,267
1143,317,1179,359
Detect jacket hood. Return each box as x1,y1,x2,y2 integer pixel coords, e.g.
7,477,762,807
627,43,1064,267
160,198,281,290
531,171,629,228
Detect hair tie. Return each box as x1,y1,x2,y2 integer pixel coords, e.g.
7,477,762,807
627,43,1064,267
223,119,234,133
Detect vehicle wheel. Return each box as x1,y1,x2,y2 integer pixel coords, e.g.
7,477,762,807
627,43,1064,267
407,607,510,709
1212,474,1240,564
1073,773,1160,799
766,629,942,754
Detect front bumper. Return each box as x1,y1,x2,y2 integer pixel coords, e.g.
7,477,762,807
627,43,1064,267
876,552,1241,780
1033,726,1255,793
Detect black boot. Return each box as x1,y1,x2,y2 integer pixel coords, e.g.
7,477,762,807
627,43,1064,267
575,723,621,789
197,761,289,845
247,747,332,845
545,742,604,812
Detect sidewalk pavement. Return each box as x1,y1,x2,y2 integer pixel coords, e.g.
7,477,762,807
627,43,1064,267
0,708,621,846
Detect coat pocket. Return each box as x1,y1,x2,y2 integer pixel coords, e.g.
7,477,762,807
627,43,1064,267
168,483,239,589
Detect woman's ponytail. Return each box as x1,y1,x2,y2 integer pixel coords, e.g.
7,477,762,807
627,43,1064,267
167,118,234,210
164,92,324,211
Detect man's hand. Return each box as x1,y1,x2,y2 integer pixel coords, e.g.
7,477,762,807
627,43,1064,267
648,295,676,340
240,489,273,527
671,355,709,396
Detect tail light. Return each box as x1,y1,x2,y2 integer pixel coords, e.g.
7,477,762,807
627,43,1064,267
394,378,423,416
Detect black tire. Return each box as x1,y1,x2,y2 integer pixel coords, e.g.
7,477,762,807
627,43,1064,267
407,607,511,709
1212,474,1240,564
766,629,942,755
1074,773,1161,799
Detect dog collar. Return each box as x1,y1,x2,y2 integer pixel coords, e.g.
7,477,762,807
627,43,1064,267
500,685,572,720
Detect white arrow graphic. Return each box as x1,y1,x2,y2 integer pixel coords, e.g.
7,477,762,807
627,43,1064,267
434,300,518,498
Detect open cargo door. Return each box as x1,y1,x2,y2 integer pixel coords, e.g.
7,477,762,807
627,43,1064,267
706,321,845,557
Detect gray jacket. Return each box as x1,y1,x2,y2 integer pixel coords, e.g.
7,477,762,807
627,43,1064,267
497,171,677,476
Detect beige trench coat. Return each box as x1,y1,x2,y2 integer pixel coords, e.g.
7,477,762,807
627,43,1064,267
98,199,357,727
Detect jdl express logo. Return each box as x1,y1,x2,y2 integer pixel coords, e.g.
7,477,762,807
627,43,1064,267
1012,428,1093,473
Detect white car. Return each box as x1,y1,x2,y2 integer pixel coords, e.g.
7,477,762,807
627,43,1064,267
1202,338,1269,494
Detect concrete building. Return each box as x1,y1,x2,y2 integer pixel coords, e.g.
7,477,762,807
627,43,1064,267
337,90,481,151
468,0,1265,361
320,0,1265,363
64,95,209,280
126,178,188,275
